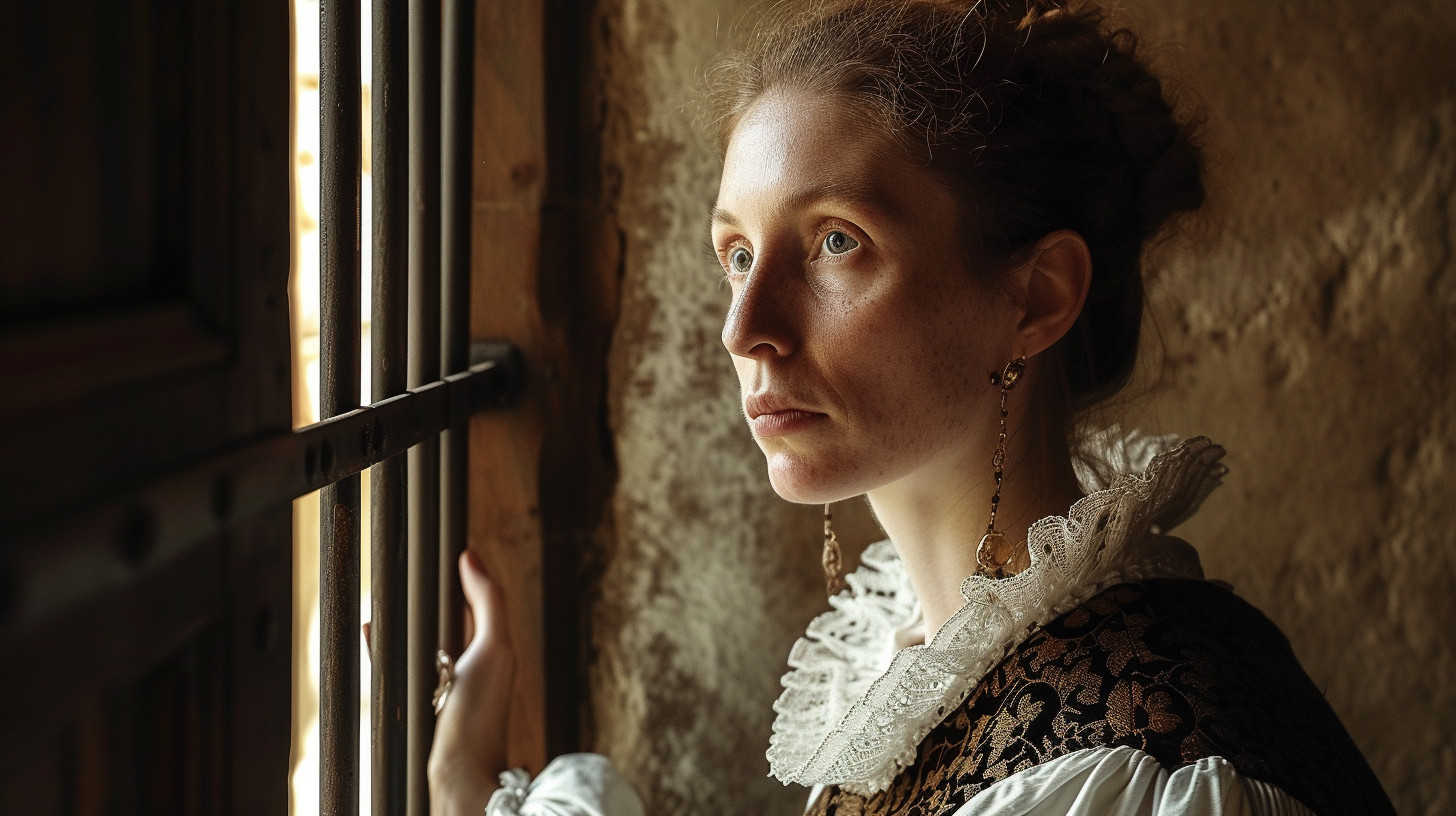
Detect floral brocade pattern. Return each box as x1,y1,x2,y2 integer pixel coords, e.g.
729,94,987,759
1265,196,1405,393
808,580,1393,816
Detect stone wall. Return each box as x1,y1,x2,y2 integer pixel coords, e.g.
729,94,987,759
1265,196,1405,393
584,1,1456,813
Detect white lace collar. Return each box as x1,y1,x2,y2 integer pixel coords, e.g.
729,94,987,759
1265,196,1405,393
765,431,1228,795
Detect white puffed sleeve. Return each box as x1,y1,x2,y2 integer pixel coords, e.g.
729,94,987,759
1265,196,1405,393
951,746,1313,816
484,753,644,816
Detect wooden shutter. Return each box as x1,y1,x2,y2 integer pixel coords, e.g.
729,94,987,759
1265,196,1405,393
0,2,293,813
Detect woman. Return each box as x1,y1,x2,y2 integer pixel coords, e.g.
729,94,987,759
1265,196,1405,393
430,1,1394,813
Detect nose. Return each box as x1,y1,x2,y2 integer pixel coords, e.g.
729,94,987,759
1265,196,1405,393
721,258,798,359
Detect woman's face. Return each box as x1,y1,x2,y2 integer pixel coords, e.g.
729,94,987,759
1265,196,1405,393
712,88,1020,504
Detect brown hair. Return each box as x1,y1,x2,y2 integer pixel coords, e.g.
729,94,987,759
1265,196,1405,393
706,0,1204,411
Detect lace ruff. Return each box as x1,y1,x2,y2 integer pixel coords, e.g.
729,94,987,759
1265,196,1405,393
766,433,1228,795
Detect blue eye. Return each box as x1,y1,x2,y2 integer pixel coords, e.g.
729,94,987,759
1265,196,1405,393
823,230,859,255
729,247,753,274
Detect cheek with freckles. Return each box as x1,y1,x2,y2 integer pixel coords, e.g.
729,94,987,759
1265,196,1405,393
814,300,988,472
748,296,1005,505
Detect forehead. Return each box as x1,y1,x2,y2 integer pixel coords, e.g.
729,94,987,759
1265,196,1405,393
714,89,946,225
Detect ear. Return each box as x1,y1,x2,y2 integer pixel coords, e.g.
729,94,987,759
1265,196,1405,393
1010,230,1092,358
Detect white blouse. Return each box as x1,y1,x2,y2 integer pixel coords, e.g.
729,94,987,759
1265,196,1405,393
484,431,1313,815
490,745,1312,816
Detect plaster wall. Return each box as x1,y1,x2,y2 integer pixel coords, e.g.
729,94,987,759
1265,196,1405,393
585,1,1456,814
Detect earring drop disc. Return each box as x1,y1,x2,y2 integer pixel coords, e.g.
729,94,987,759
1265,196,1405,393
976,530,1015,578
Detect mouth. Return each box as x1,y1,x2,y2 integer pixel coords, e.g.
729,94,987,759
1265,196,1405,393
745,393,826,438
750,409,825,438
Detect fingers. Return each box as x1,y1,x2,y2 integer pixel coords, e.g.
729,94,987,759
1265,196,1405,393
362,621,373,660
458,549,511,656
429,570,514,810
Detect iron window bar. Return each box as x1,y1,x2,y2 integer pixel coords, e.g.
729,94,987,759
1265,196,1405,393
318,0,364,813
371,0,411,813
405,0,443,811
440,0,475,689
321,0,482,812
0,347,523,644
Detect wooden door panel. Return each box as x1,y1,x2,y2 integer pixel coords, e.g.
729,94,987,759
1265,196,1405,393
0,1,292,813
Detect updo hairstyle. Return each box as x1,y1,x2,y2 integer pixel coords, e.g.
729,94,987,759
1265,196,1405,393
706,0,1205,414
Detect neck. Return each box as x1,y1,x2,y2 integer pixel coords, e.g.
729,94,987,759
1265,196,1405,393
865,418,1083,644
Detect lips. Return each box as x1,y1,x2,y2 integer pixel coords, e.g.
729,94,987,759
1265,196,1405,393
745,393,826,438
745,393,810,420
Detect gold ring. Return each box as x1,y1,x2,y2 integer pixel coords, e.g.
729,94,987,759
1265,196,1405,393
432,649,455,716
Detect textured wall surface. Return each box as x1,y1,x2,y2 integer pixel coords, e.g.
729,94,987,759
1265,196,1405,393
585,1,1456,814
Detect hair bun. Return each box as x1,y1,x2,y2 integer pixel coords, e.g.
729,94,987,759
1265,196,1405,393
1094,44,1204,234
1135,130,1204,233
1022,10,1205,236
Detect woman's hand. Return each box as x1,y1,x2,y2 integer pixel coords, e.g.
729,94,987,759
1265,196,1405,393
427,549,516,816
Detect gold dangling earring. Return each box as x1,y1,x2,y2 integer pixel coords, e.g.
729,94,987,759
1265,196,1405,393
976,356,1027,579
823,503,847,597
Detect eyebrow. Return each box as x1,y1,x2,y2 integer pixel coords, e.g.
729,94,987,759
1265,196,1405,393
709,177,898,231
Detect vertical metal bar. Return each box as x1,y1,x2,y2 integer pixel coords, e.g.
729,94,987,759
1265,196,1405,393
319,0,362,813
370,0,409,813
538,0,589,759
438,0,474,661
406,0,441,812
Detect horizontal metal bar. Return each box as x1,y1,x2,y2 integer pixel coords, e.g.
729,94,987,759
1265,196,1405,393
0,342,524,639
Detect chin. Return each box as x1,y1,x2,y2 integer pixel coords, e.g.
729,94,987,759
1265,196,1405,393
764,450,857,505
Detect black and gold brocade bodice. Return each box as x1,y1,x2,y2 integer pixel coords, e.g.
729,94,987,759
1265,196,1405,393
807,580,1393,816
